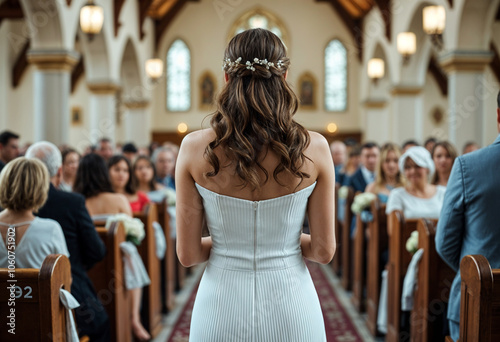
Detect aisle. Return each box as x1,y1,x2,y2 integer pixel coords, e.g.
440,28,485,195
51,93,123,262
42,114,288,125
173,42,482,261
154,262,376,342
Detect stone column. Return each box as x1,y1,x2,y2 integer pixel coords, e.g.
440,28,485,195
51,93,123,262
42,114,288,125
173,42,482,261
87,82,121,145
363,98,389,144
122,100,151,147
440,50,494,148
390,85,424,145
27,50,79,145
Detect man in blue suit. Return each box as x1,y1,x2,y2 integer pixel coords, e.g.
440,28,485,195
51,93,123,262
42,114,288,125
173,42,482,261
345,142,379,192
436,91,500,340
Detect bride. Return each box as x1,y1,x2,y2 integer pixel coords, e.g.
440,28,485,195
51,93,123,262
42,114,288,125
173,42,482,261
176,28,336,341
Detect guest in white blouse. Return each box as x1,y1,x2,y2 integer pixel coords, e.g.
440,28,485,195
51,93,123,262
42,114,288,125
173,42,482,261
386,146,446,224
0,157,69,268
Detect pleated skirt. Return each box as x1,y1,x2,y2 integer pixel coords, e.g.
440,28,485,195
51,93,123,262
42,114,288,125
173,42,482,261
189,261,327,342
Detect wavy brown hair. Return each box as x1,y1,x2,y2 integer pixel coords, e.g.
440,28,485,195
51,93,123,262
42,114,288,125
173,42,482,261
205,28,310,190
431,141,457,185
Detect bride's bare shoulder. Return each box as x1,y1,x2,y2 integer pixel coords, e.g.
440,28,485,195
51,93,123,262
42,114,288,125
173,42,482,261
306,130,330,154
181,128,215,149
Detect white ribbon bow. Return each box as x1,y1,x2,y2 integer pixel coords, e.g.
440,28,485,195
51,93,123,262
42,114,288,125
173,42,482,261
59,289,80,342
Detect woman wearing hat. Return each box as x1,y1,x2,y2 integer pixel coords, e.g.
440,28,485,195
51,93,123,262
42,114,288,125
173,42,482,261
386,146,446,221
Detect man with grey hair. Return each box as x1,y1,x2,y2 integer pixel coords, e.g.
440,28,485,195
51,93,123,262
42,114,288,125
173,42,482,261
153,145,177,189
26,142,109,341
330,140,346,183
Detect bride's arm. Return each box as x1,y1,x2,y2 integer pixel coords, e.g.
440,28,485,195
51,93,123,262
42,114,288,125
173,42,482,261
300,132,336,264
176,133,212,267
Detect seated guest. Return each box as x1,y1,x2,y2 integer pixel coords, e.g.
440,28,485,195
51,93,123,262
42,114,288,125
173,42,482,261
0,157,68,268
122,142,138,162
108,155,151,212
25,142,109,342
0,130,20,172
96,138,114,162
74,153,151,342
365,143,404,203
152,146,177,190
133,156,165,201
59,148,81,192
346,142,379,192
339,145,361,185
402,139,419,153
330,140,346,183
386,146,446,222
424,137,437,153
462,141,480,155
431,141,457,187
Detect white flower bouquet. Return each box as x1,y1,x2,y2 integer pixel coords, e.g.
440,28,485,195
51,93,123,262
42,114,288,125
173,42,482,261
406,231,419,254
161,187,176,207
106,213,146,246
351,192,376,214
338,186,349,199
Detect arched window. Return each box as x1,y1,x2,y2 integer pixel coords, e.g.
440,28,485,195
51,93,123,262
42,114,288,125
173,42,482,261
325,40,347,112
229,8,288,47
166,39,190,111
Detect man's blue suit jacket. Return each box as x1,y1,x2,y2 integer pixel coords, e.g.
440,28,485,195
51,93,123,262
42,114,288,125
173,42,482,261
436,134,500,323
346,168,367,193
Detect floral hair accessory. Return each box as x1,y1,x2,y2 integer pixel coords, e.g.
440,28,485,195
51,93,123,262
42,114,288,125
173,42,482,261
222,57,284,71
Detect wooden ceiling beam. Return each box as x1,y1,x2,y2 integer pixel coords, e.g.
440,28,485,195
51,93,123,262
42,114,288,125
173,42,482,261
489,42,500,84
154,0,188,47
0,0,24,20
114,0,126,36
428,55,448,96
317,0,363,60
12,40,29,88
139,0,156,40
373,0,391,42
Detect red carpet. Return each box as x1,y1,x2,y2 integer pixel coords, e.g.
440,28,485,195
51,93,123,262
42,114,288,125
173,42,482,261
167,261,363,341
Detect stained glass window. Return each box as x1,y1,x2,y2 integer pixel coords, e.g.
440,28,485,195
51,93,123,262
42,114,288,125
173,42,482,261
166,39,190,111
231,9,288,47
325,40,347,111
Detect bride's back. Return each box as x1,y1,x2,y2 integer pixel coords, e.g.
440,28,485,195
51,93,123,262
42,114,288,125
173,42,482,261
187,128,322,202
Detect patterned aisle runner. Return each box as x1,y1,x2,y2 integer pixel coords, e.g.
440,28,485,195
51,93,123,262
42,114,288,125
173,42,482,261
166,261,364,341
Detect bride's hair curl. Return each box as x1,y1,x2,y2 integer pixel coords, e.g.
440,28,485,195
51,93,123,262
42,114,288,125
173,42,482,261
205,28,310,190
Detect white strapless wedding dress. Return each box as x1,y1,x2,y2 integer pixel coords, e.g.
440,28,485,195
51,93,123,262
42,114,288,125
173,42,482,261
189,182,326,342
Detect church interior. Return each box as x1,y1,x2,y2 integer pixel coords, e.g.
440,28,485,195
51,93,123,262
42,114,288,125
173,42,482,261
1,0,500,341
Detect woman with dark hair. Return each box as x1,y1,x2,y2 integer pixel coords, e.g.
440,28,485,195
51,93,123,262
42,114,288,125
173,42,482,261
431,141,457,187
176,29,335,340
59,148,80,192
108,155,150,213
134,156,164,192
73,154,150,341
73,154,131,215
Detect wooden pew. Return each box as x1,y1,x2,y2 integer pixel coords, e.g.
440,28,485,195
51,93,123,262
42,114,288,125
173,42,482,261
351,213,367,312
331,183,342,275
341,186,355,290
386,211,418,342
155,198,176,312
445,255,500,342
410,218,455,342
88,221,131,342
365,199,388,335
134,204,163,338
0,254,72,341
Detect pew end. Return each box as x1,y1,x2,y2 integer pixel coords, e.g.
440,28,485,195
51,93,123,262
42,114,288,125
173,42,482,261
457,255,500,342
365,198,387,336
88,221,132,342
386,211,418,342
0,254,72,342
341,186,355,290
134,203,164,338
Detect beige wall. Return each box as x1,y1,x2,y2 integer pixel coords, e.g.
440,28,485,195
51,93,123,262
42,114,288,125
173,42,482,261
153,0,362,135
